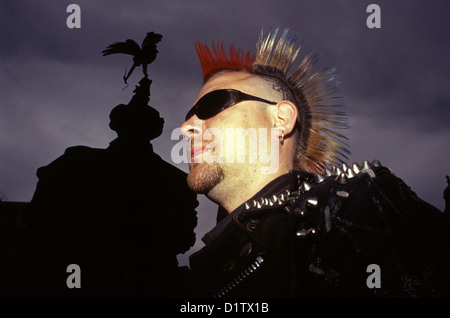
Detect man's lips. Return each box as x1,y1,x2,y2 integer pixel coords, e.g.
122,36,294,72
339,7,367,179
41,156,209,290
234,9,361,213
191,146,204,160
190,144,214,162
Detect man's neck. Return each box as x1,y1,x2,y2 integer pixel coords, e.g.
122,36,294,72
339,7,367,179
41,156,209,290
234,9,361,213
208,167,290,213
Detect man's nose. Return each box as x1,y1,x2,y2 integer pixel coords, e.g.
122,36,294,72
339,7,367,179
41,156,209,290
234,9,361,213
180,116,202,140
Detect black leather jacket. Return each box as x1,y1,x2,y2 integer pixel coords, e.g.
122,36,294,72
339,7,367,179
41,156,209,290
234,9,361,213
182,160,450,298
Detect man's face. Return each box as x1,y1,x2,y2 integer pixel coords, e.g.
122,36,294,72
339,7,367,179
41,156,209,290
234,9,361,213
181,71,280,195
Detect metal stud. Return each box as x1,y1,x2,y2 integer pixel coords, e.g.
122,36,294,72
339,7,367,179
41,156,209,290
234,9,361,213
256,201,262,209
245,202,251,210
334,166,342,176
299,181,312,193
372,159,381,167
278,194,285,202
351,162,361,174
346,168,356,179
296,229,308,238
335,172,348,185
323,168,333,177
361,160,372,170
252,200,258,208
306,197,318,208
272,195,278,203
268,199,274,206
296,228,316,238
246,220,258,232
240,242,253,257
314,173,325,184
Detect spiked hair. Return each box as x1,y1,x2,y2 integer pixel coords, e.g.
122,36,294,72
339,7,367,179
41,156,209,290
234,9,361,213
195,28,349,172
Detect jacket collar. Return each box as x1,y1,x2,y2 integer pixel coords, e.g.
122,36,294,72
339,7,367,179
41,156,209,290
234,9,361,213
202,171,310,246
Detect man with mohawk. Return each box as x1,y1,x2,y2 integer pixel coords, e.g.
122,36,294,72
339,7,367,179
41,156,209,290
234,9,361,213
179,28,450,298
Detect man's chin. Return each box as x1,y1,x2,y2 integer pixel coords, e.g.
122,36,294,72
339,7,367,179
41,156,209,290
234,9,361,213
187,162,224,194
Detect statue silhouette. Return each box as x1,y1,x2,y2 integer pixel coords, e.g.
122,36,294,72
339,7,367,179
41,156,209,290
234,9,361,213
20,32,198,298
444,175,450,217
102,32,163,84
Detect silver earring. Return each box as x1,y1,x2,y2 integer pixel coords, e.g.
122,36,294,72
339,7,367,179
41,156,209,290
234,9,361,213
280,130,285,144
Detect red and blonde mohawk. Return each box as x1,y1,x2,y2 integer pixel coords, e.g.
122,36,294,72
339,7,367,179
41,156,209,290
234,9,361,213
196,42,254,82
195,27,349,172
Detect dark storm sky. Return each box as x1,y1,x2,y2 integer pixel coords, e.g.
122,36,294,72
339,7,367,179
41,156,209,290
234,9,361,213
1,0,449,262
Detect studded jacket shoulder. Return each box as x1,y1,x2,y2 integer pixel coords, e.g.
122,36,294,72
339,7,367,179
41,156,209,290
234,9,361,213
284,160,450,297
182,160,450,298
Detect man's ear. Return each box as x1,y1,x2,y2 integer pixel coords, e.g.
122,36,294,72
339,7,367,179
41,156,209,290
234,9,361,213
271,101,298,137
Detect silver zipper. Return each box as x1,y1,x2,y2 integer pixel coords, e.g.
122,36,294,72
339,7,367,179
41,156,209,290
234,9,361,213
213,255,265,298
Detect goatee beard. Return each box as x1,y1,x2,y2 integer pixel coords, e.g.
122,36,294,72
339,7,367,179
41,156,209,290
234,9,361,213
187,162,224,194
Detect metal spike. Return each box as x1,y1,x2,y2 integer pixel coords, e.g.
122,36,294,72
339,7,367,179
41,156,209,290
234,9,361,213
278,194,285,202
260,198,265,206
296,228,316,238
245,202,251,210
372,159,381,167
272,194,278,203
331,166,336,175
335,172,348,185
299,181,312,193
252,200,258,208
268,199,274,206
285,190,291,197
361,160,372,170
323,168,333,177
351,162,361,174
306,198,318,208
256,201,262,209
341,163,349,172
346,168,356,179
314,173,325,184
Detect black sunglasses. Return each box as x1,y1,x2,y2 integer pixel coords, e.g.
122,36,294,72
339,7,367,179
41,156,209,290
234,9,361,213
185,89,277,121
